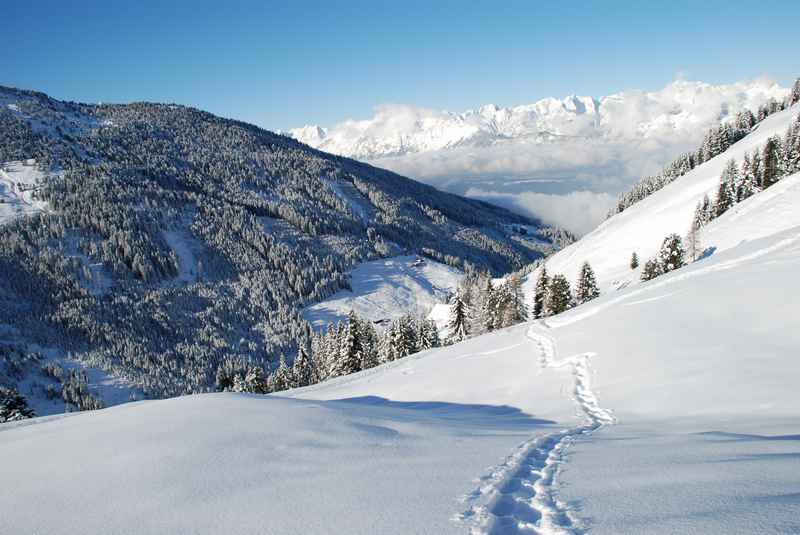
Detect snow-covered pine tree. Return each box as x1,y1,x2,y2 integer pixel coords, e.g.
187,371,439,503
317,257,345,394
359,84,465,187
658,234,686,273
335,310,363,377
271,355,293,392
446,291,470,344
358,319,380,370
738,153,757,201
630,252,639,270
417,318,441,350
532,265,550,319
480,277,497,333
232,366,269,393
575,261,600,305
246,366,270,393
394,314,418,358
734,109,757,132
715,159,738,217
782,116,800,175
761,137,781,188
315,323,337,381
504,273,528,325
686,224,702,262
292,345,314,388
493,282,515,328
378,323,397,363
691,201,705,232
640,258,662,281
309,332,324,384
544,274,572,316
0,387,35,423
789,78,800,106
232,372,246,393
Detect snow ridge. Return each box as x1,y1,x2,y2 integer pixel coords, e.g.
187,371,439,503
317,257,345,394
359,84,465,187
457,323,614,534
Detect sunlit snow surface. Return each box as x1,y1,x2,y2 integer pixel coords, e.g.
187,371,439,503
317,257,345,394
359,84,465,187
2,226,798,533
2,109,799,534
303,255,462,329
0,160,49,225
521,104,800,297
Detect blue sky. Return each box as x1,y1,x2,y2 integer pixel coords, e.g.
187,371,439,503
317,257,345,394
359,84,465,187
3,0,798,130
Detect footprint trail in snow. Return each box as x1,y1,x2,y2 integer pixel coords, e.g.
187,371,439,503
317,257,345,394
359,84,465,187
457,322,615,535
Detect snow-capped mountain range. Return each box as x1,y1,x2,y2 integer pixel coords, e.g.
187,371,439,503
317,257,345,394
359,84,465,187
290,79,787,160
290,79,788,235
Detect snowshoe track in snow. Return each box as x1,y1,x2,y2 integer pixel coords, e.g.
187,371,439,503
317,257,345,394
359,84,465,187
457,323,615,534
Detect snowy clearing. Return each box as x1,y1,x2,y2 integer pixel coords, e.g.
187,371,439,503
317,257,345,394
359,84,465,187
0,160,49,225
303,255,462,329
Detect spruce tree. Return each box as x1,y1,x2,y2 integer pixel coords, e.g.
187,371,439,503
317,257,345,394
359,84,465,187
715,159,738,217
691,201,706,232
544,274,572,316
446,291,470,343
358,320,380,370
630,252,639,270
480,277,497,333
575,262,600,304
417,319,441,350
247,366,270,393
0,387,35,423
336,310,363,376
394,315,417,358
532,265,550,319
783,119,800,175
378,324,398,363
658,234,686,273
316,323,337,381
505,273,528,324
271,356,292,392
738,153,757,201
292,346,314,388
640,258,662,281
790,78,800,106
762,137,781,188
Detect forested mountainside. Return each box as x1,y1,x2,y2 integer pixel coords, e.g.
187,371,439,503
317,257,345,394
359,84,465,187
0,86,571,405
609,78,800,216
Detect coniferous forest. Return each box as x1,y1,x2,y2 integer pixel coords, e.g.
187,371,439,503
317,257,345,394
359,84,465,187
0,86,571,415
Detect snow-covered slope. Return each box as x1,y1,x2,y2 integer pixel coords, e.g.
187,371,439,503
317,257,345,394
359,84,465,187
303,255,462,329
3,97,798,535
522,103,800,297
3,213,798,533
0,160,49,224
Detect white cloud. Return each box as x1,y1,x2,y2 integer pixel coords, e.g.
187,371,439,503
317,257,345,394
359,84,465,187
465,188,617,236
291,78,788,233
